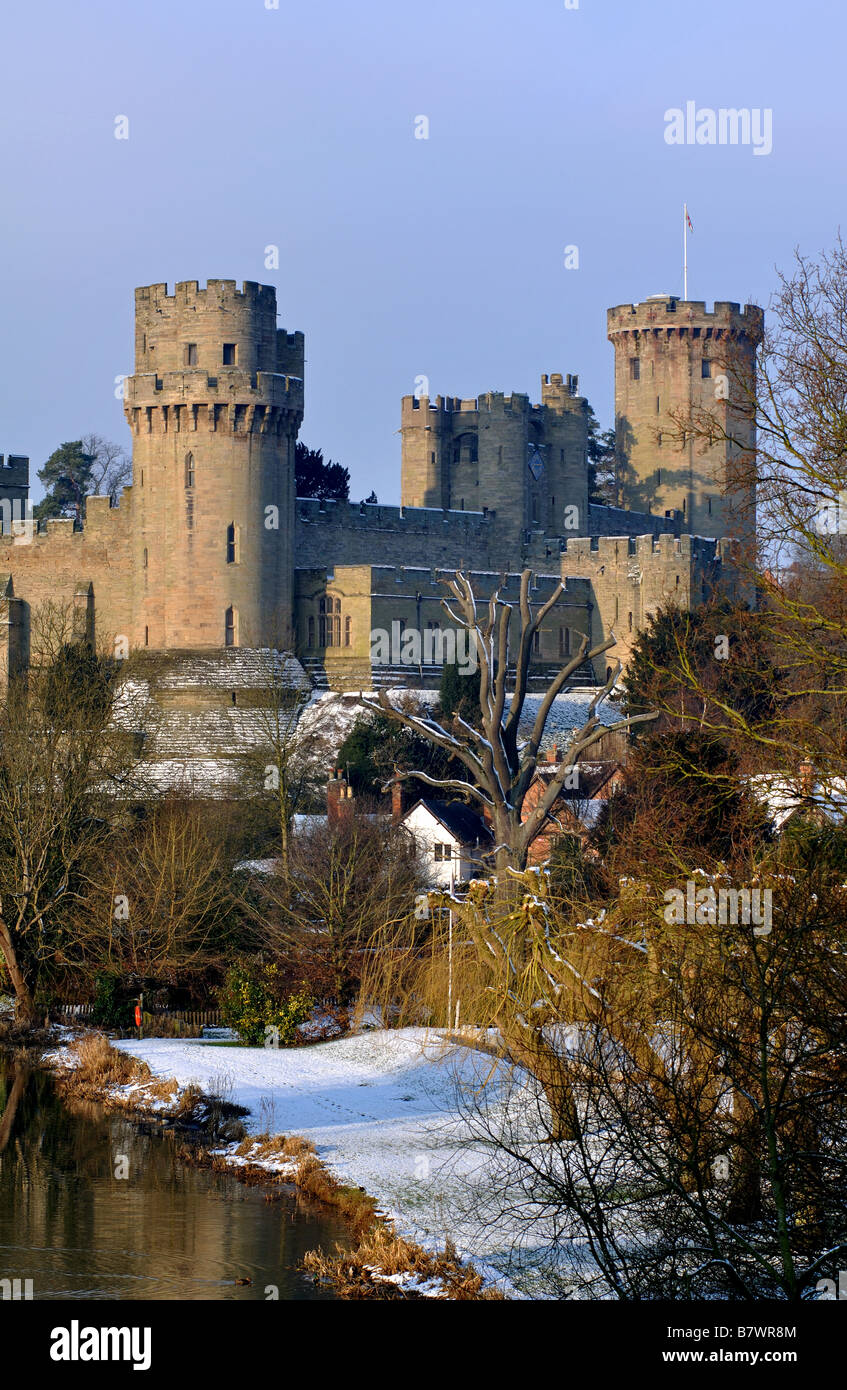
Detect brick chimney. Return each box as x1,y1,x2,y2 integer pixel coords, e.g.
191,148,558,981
391,770,411,821
327,768,354,826
798,759,815,797
546,743,559,765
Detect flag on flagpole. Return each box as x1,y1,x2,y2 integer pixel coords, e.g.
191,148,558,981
686,209,694,232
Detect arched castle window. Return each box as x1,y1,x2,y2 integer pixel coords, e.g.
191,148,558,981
185,452,195,488
319,596,342,647
226,523,239,564
225,606,238,647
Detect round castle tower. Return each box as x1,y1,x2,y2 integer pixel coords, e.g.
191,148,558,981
607,297,763,547
124,280,303,651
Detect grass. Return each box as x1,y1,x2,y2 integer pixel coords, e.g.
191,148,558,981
60,1032,152,1096
304,1226,505,1300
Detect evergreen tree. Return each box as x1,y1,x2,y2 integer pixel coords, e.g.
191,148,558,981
295,442,350,501
36,441,95,521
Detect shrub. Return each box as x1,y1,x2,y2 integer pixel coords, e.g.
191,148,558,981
91,972,133,1030
218,962,312,1046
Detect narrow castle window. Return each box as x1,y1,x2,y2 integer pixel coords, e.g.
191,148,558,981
185,452,195,488
656,395,660,413
144,625,149,646
559,627,571,657
628,612,633,632
185,343,198,367
708,496,712,515
630,358,640,381
142,547,148,568
223,343,237,366
225,607,237,647
226,522,239,564
701,358,711,378
344,616,351,647
308,616,315,647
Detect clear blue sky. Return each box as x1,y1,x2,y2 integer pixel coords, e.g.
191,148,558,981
0,0,841,504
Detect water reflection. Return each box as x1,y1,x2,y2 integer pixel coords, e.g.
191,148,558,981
0,1055,345,1300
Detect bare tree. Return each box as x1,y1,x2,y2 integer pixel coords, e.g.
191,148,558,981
363,569,654,875
80,434,132,506
0,605,150,1023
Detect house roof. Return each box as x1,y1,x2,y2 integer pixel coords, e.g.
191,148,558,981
532,759,621,800
404,798,493,846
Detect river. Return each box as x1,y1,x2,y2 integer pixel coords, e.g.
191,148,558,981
0,1053,347,1300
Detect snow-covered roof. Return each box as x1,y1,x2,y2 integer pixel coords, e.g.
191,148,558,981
748,771,847,830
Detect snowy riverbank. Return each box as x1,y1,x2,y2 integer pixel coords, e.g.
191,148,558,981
100,1026,534,1295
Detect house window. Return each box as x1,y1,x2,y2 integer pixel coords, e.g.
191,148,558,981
185,452,195,487
434,843,452,862
225,606,237,647
630,358,640,381
185,343,198,366
223,343,237,365
701,358,711,378
226,522,238,564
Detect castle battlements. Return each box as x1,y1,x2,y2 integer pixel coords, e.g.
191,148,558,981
135,280,278,312
607,298,764,341
562,532,722,564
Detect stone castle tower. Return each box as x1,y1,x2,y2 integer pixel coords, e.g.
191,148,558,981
123,280,304,651
607,297,763,548
399,373,589,544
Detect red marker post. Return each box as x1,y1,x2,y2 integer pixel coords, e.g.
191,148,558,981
134,1002,142,1038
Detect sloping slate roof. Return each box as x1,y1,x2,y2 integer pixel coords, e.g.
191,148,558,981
145,648,311,691
413,798,493,846
111,650,310,797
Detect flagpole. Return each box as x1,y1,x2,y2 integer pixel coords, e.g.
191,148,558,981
683,202,688,300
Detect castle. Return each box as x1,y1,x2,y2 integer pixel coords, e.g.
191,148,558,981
0,280,762,745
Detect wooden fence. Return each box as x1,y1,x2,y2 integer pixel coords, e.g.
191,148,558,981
56,1004,223,1028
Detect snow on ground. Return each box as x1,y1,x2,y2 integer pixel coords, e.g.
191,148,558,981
110,1027,530,1295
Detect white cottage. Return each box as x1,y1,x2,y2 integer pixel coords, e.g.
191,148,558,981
400,798,493,887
